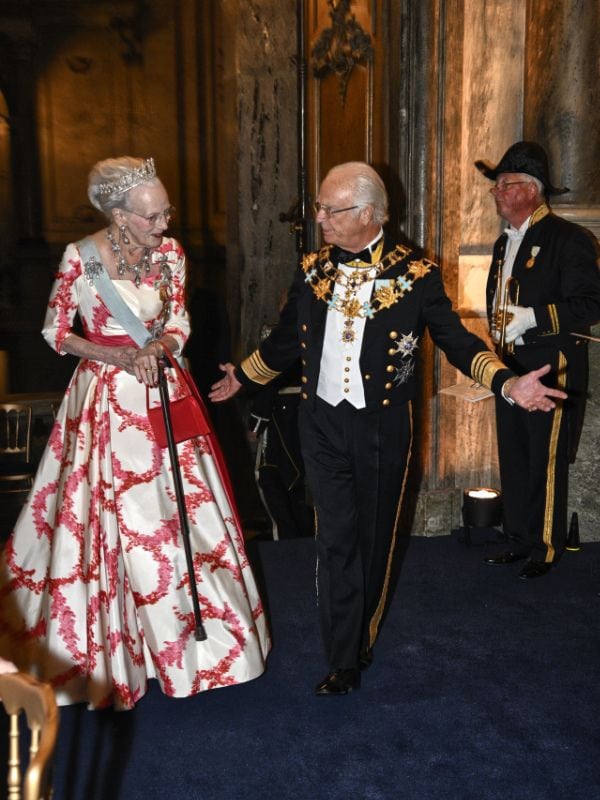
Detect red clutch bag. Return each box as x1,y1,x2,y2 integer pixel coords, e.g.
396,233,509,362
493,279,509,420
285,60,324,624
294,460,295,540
146,348,211,447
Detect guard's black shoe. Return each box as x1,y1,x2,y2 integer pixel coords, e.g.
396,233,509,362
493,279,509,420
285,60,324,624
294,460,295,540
518,559,553,580
315,668,361,696
483,550,529,566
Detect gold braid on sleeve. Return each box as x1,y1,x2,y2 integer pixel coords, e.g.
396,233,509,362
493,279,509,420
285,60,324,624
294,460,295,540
471,351,506,389
240,350,282,385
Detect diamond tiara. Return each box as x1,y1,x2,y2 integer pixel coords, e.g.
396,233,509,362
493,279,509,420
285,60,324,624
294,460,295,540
97,157,157,197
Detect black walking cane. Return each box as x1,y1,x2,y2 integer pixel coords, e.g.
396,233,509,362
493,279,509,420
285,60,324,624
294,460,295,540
157,358,207,642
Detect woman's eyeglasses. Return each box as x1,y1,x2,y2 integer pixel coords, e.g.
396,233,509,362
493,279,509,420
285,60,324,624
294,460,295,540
128,206,176,225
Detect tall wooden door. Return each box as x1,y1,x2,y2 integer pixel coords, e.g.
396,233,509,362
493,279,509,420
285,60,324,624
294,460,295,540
304,0,390,248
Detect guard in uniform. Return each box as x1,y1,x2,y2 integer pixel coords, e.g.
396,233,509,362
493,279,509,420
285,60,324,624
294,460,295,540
476,141,600,579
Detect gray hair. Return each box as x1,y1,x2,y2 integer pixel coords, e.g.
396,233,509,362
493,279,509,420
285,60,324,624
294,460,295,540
516,172,544,199
326,162,389,225
87,156,160,217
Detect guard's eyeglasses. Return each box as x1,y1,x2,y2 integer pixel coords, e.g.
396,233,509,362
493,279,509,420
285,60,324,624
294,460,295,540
490,181,531,193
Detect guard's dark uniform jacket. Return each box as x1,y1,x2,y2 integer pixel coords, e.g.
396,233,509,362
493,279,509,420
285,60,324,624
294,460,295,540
237,233,513,401
486,204,600,563
486,205,600,431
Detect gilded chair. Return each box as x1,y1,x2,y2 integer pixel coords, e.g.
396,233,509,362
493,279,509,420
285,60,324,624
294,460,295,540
0,671,59,800
0,404,35,494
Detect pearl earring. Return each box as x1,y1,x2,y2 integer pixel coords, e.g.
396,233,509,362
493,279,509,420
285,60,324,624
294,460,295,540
119,223,130,245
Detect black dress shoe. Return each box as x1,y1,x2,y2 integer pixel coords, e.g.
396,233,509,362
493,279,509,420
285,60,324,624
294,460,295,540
358,648,373,671
518,559,553,580
483,550,529,566
315,668,360,696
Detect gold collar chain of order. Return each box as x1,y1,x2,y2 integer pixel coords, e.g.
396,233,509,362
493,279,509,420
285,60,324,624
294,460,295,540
302,243,434,344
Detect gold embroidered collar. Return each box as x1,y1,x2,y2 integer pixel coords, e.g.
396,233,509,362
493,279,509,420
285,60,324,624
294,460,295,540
529,203,550,227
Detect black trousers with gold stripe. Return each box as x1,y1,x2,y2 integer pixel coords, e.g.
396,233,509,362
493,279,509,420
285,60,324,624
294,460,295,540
298,397,412,670
496,347,569,563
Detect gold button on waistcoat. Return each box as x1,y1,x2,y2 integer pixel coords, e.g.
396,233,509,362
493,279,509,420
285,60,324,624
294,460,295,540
388,348,396,356
301,324,307,332
382,398,390,406
301,342,307,349
301,392,308,400
389,331,398,340
301,376,307,383
364,373,371,380
386,365,394,373
385,382,392,390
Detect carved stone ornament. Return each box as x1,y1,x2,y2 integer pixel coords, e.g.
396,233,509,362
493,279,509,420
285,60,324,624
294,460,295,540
310,0,374,104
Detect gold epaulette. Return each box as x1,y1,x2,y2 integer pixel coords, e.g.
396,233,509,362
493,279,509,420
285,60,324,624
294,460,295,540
240,350,282,385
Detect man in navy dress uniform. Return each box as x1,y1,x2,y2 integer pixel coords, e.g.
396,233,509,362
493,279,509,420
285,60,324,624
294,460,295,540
211,162,566,695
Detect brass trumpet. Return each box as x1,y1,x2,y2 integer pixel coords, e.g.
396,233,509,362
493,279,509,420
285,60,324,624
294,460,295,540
491,270,520,358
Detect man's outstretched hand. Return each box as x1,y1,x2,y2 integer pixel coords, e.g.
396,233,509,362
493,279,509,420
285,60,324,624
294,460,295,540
209,362,242,403
507,364,567,412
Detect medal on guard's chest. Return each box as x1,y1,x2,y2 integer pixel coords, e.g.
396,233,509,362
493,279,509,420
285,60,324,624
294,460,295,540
526,246,540,268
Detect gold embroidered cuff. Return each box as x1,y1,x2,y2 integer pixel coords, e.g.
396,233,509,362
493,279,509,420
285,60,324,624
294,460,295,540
471,351,506,389
240,350,282,385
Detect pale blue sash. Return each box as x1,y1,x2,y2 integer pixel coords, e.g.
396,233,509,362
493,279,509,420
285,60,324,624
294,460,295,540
77,236,153,348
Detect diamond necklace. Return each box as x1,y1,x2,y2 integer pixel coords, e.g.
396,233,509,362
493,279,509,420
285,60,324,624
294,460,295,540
106,228,151,288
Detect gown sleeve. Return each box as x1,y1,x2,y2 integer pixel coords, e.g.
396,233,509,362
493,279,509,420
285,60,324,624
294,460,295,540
161,241,190,356
42,242,83,355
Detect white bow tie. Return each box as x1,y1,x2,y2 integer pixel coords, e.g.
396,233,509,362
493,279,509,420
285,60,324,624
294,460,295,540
505,226,525,242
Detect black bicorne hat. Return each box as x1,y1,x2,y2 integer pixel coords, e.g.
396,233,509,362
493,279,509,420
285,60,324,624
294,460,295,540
474,140,569,195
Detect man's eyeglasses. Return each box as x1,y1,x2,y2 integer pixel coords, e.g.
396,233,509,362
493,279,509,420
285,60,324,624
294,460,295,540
312,201,361,218
128,206,176,225
490,181,531,193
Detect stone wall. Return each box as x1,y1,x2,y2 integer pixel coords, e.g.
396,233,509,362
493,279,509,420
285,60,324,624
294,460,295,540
222,0,300,360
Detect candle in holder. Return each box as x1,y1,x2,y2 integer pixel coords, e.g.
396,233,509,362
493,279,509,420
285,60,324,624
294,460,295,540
462,487,502,527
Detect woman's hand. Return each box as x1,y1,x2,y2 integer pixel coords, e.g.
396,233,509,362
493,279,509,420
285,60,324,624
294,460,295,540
109,346,138,373
133,341,166,386
62,333,176,384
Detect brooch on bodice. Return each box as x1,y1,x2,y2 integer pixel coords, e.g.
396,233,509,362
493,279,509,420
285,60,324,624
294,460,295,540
84,255,103,285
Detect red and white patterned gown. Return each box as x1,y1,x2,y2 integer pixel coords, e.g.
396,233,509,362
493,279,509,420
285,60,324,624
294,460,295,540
0,237,270,710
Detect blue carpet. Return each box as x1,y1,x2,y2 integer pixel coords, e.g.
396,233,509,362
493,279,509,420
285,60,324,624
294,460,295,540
14,535,600,799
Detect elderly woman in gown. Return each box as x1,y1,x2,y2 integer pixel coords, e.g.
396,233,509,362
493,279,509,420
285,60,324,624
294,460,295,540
0,157,270,710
